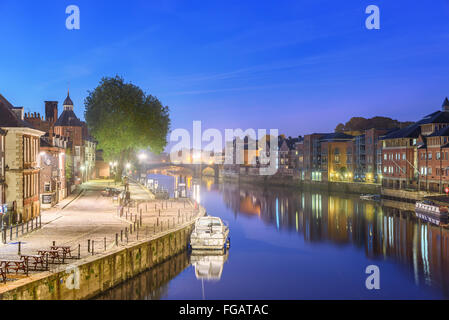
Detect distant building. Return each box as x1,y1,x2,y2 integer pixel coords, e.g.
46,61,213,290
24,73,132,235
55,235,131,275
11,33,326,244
39,134,68,208
0,94,45,223
54,91,93,186
94,150,110,179
319,132,354,182
381,98,449,191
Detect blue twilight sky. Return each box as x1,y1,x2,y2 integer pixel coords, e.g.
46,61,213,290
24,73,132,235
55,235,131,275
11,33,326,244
0,0,449,146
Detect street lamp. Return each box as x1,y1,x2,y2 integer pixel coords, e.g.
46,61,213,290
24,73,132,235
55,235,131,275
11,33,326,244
126,163,131,169
138,153,147,161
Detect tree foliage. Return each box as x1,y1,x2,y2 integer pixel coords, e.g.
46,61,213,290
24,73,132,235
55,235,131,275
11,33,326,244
84,76,170,177
335,116,413,133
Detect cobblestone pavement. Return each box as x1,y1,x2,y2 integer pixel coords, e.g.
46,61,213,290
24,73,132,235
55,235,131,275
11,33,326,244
0,180,200,284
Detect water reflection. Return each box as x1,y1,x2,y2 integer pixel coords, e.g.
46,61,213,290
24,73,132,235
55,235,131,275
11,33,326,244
219,182,449,296
96,252,190,300
190,250,229,281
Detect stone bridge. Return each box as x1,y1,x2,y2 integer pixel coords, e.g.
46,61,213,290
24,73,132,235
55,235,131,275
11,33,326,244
145,162,221,179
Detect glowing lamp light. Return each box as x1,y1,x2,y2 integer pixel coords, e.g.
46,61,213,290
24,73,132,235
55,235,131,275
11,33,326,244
126,163,131,169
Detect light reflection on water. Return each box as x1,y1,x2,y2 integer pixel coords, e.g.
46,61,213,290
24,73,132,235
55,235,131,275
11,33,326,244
96,176,449,300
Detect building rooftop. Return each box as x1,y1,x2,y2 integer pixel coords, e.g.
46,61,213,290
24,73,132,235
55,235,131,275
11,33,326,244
54,109,83,127
0,94,35,128
320,132,354,142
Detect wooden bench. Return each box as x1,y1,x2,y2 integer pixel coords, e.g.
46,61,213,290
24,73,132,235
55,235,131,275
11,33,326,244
21,255,45,271
51,246,72,258
38,250,65,264
0,259,28,275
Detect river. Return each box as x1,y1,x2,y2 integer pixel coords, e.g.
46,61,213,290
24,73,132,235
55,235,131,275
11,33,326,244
97,175,449,300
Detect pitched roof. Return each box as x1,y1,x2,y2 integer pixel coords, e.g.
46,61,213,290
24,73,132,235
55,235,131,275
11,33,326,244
0,94,35,128
381,122,421,139
429,125,449,137
54,110,83,127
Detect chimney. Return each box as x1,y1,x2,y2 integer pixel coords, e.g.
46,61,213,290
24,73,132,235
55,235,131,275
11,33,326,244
45,101,58,123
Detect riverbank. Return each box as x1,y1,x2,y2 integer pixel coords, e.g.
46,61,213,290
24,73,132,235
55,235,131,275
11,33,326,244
221,173,381,195
0,180,205,300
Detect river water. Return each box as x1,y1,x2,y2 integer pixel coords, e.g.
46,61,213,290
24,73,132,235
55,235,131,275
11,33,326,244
97,176,449,300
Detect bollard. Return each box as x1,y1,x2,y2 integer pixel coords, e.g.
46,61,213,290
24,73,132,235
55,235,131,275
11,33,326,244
140,212,142,227
16,225,18,238
22,224,24,235
39,215,41,228
92,240,95,255
104,237,106,251
27,221,29,233
121,230,123,242
18,241,21,255
46,253,49,270
10,227,12,240
116,233,119,246
88,239,91,253
31,219,34,230
53,241,56,247
130,224,133,234
78,244,81,259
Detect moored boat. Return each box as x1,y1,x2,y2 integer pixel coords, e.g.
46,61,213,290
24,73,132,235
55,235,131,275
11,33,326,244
360,194,381,201
190,216,230,250
415,200,449,225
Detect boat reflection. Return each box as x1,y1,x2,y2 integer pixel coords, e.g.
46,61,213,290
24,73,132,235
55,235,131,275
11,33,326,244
190,249,229,281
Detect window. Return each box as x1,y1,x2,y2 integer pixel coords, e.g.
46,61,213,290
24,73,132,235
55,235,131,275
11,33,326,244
428,167,432,175
384,154,387,160
44,183,51,192
402,153,406,160
437,152,441,160
428,153,432,160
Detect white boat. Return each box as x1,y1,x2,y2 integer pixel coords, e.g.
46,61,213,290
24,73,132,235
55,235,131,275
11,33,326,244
415,201,449,224
190,216,230,250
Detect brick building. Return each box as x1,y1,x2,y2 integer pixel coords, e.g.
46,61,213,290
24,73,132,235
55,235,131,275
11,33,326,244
382,98,449,191
0,94,45,223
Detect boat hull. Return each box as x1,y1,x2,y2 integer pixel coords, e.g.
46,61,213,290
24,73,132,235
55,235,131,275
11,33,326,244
190,230,230,250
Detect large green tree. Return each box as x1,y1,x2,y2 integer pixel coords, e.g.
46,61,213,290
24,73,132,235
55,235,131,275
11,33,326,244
84,76,170,180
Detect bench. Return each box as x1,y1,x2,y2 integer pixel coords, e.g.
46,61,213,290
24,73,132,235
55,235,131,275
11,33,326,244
51,246,72,258
38,250,65,264
0,259,28,275
21,255,45,271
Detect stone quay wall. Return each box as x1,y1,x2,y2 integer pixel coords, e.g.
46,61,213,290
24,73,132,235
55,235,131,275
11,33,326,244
0,215,200,300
